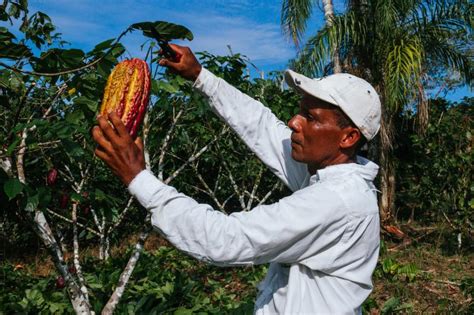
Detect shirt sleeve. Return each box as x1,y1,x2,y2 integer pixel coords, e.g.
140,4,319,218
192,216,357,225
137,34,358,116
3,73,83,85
193,68,308,192
128,169,348,266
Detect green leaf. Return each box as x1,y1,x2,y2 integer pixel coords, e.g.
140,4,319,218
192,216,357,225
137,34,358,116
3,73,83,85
174,308,194,315
25,193,39,212
70,192,83,203
65,109,85,124
152,80,178,94
4,178,23,200
62,140,85,157
0,27,16,42
382,297,400,314
92,38,115,52
94,188,106,201
74,96,99,112
5,136,21,156
131,21,194,41
0,41,32,59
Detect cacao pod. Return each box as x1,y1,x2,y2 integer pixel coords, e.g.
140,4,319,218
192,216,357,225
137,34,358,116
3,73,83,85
56,276,65,289
46,168,58,186
81,204,90,216
99,58,151,139
59,193,69,209
68,265,76,274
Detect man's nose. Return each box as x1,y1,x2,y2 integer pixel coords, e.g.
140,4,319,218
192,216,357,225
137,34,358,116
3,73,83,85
288,115,302,132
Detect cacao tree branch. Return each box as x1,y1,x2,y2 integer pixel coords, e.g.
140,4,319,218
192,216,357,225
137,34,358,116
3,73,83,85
45,208,101,237
164,128,228,185
0,154,14,176
71,165,91,304
157,105,185,180
222,159,246,210
142,111,152,169
89,207,102,233
109,196,134,232
257,181,282,206
31,211,92,314
191,162,226,213
101,216,152,315
72,203,90,304
246,165,263,211
99,217,109,260
0,140,62,159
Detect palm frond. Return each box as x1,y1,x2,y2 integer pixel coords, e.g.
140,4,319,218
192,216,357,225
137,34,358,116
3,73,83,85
384,37,424,111
281,0,314,47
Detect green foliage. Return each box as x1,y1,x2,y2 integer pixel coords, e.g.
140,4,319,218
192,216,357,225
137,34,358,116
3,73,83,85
396,98,473,249
0,263,72,314
0,247,266,314
376,257,419,282
0,1,293,312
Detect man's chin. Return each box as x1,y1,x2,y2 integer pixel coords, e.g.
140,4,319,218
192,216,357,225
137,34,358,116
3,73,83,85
291,151,303,163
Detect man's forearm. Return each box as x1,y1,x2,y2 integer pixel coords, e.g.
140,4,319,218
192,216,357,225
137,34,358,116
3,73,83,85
193,68,307,191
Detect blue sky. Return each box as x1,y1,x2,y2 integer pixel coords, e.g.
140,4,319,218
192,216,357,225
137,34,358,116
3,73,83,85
24,0,472,101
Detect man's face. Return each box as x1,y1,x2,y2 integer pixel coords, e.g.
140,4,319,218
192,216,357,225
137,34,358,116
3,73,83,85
288,94,347,173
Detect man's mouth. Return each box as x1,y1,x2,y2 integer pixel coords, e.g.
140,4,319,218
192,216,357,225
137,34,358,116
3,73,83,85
291,136,301,146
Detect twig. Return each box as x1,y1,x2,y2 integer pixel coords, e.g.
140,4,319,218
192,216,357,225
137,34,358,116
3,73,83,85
157,106,184,180
164,128,228,185
191,162,226,213
257,181,282,206
222,160,246,210
246,165,263,211
45,208,100,237
109,196,134,232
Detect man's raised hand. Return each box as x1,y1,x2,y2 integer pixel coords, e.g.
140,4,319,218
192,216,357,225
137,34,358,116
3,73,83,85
159,44,202,81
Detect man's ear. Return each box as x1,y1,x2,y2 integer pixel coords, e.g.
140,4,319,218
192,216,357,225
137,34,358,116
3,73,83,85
340,127,361,149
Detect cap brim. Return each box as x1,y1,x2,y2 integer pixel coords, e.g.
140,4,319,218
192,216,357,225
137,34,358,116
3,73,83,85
284,70,338,107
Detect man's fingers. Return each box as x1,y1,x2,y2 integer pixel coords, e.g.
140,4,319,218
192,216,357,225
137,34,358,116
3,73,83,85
94,146,110,163
97,114,119,142
135,136,144,152
92,126,113,152
108,112,129,138
168,43,185,54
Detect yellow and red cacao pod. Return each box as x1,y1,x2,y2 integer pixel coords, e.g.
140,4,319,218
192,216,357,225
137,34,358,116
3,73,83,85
99,58,151,139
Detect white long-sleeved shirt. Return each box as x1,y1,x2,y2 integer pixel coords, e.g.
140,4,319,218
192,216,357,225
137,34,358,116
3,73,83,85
128,68,380,314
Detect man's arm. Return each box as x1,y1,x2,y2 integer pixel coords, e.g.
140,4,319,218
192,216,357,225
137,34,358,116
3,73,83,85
128,168,347,266
160,45,308,191
91,113,346,266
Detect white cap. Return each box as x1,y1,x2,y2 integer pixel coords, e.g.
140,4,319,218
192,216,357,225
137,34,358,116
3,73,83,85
285,70,381,140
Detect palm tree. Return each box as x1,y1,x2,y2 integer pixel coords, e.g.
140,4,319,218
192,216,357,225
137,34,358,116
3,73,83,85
281,0,472,223
282,0,341,72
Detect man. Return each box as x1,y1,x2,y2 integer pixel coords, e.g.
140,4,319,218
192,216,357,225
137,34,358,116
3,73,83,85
92,44,381,314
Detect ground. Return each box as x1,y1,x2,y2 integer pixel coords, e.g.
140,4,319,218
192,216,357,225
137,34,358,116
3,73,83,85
3,232,473,314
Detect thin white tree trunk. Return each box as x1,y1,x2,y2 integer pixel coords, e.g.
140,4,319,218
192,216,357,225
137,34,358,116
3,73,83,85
322,0,341,73
101,226,150,315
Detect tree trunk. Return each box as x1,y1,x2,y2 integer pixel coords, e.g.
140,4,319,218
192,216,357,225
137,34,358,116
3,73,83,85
322,0,341,73
379,105,396,224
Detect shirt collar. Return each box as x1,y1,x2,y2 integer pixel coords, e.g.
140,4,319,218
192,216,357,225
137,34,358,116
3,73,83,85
309,156,379,184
